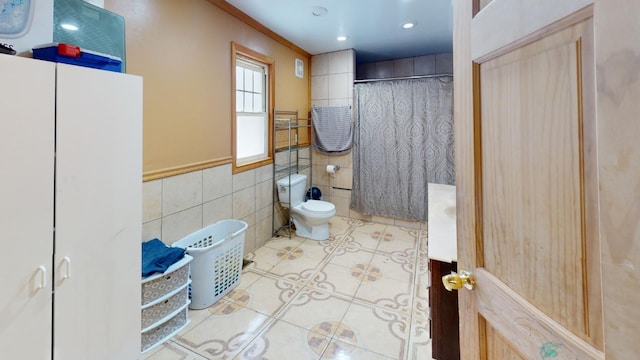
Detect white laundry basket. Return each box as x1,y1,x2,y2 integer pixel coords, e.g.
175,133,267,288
172,219,248,309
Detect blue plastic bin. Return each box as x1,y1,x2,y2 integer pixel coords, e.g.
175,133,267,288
32,43,123,73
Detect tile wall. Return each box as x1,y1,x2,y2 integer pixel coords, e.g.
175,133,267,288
356,53,454,80
311,50,431,230
142,163,274,253
310,50,357,220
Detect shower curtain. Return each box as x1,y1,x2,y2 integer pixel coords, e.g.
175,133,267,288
350,77,454,222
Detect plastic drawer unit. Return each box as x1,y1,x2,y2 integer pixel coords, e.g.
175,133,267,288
140,255,193,354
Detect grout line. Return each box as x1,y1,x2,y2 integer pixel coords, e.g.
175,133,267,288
230,313,279,358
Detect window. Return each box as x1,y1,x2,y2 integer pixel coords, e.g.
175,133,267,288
232,43,274,172
236,58,266,162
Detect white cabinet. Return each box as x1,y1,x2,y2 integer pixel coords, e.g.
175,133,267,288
0,54,55,360
0,56,142,359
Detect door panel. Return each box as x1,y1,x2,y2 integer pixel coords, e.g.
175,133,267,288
470,0,594,62
485,320,526,360
476,269,602,358
477,0,493,13
54,64,142,359
0,55,55,360
452,1,481,358
480,19,597,341
454,0,607,359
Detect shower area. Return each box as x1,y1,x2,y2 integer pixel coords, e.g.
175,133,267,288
310,50,454,224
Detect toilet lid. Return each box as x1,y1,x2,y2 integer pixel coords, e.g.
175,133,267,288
302,200,335,213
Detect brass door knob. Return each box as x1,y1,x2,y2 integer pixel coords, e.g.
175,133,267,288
442,270,476,291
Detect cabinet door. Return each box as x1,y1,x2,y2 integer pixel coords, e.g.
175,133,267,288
53,64,142,359
0,57,55,358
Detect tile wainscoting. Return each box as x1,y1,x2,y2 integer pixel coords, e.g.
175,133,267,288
142,160,426,256
142,163,274,253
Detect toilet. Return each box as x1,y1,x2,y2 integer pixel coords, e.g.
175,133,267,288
276,174,336,240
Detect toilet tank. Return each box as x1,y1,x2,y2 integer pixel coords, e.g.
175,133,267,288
276,174,307,207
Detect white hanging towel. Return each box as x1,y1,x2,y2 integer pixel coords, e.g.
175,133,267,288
311,105,353,155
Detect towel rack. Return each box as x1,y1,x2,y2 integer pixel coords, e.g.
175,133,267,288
272,109,313,238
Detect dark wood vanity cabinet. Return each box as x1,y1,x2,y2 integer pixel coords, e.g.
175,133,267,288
429,259,460,360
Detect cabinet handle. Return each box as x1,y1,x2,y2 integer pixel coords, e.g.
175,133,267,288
36,266,47,290
62,256,72,279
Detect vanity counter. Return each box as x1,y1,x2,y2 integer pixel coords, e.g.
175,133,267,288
427,183,457,263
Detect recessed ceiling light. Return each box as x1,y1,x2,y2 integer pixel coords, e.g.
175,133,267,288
312,6,328,16
402,22,415,29
337,36,347,41
61,23,79,31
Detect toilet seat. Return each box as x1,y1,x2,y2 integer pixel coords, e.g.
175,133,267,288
301,200,335,215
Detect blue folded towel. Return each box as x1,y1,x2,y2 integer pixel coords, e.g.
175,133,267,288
142,239,185,277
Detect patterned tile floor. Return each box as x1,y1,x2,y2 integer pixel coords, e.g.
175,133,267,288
142,217,433,360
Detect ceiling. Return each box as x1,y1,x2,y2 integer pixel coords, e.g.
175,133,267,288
224,0,454,64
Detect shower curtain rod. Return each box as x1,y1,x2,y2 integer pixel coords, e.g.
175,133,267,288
353,73,452,83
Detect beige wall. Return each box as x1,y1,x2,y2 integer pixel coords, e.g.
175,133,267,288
105,0,310,177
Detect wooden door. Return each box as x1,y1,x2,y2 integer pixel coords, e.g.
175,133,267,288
53,64,143,359
454,0,640,358
0,56,55,359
